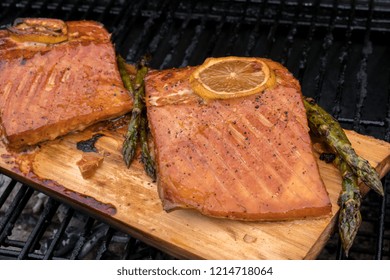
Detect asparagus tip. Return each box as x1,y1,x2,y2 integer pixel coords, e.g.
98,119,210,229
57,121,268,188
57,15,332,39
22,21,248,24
339,198,362,257
370,180,384,196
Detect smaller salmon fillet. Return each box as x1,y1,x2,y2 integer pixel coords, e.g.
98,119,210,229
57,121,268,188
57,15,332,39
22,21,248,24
0,19,132,149
145,60,332,221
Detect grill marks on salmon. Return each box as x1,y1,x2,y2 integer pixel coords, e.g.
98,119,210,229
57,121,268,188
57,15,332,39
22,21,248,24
145,62,332,221
0,20,132,149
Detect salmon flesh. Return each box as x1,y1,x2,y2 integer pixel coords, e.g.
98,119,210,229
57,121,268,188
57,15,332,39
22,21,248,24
145,59,332,221
0,19,132,149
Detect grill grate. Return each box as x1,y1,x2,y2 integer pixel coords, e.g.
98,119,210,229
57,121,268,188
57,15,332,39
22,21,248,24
1,0,390,260
0,177,174,260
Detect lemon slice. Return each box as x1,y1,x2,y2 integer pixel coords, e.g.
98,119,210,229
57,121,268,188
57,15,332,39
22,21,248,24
189,56,276,100
8,18,68,44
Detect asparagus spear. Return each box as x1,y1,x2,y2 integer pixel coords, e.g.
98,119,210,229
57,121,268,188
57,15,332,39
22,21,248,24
334,157,362,256
303,98,384,196
117,55,134,96
118,55,156,180
122,62,148,168
140,110,156,181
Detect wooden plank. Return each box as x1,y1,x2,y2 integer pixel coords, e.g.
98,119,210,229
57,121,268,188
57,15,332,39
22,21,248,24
0,123,389,259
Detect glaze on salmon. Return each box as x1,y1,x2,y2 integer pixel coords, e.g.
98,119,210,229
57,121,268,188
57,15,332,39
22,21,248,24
145,60,332,221
0,19,132,149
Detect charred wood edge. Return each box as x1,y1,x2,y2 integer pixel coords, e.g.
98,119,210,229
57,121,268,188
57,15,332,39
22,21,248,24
76,133,105,153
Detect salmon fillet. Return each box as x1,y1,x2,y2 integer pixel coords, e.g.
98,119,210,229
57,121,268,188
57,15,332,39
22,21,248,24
145,59,332,221
0,19,132,149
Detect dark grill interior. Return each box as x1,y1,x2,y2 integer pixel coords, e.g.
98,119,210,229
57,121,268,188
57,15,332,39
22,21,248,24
1,0,389,259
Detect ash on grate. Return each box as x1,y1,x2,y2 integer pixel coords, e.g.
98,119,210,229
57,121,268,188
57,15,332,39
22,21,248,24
0,177,46,242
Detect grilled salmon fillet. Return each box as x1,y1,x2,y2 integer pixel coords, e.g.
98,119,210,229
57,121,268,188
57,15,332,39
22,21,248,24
0,19,132,149
145,59,332,221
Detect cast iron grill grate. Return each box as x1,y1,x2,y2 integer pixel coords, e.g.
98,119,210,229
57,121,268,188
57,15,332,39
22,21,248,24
0,177,174,260
0,0,389,259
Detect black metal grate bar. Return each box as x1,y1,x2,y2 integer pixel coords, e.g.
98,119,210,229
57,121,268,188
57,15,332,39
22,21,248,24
312,0,338,102
296,0,321,81
2,1,390,32
264,0,284,57
0,186,34,244
205,1,230,59
33,0,52,17
177,1,214,68
43,206,75,260
94,226,114,260
376,179,388,259
123,237,138,260
150,0,190,68
125,0,172,62
96,0,116,22
148,1,197,68
353,0,374,133
332,0,356,119
17,198,60,259
244,0,267,57
69,217,96,260
0,179,17,209
386,71,390,142
224,0,249,57
279,0,302,65
0,0,19,21
111,0,146,51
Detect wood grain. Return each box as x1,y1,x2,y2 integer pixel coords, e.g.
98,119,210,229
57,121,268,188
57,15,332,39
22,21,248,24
0,123,389,260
